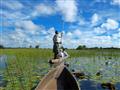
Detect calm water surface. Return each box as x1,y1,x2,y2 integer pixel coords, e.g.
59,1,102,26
68,57,120,90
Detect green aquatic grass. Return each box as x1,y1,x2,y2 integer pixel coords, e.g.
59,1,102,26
0,48,120,90
0,49,52,90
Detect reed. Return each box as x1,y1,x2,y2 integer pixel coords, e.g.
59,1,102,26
0,48,120,90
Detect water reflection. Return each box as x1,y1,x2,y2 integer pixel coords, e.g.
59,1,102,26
68,57,120,90
80,80,103,90
0,55,7,69
0,55,7,87
116,82,120,90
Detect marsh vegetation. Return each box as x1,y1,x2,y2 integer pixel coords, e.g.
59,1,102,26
0,48,120,90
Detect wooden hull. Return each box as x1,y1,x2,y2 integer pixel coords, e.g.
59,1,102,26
35,63,80,90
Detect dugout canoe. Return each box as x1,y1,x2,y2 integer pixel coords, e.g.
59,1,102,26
35,63,80,90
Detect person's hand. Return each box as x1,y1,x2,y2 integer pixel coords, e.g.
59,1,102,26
48,59,53,64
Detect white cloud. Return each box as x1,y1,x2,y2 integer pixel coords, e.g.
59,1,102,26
111,0,120,6
47,27,55,35
78,18,86,25
101,18,119,30
119,28,120,31
1,24,120,48
32,4,56,17
1,0,23,10
15,20,39,34
62,28,120,48
30,0,78,22
39,27,56,48
92,18,119,35
1,1,120,48
94,27,106,34
73,29,82,36
87,36,113,47
66,32,73,37
2,0,78,23
62,29,82,48
91,13,99,25
112,33,120,40
1,11,22,20
1,29,27,47
56,0,77,22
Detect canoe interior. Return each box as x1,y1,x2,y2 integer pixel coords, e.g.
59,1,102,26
57,67,80,90
35,65,80,90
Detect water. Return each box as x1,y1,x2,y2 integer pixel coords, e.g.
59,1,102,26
80,80,103,90
0,55,7,87
80,80,120,90
0,55,7,69
68,57,120,90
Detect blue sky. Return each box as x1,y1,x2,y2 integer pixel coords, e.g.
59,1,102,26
0,0,120,48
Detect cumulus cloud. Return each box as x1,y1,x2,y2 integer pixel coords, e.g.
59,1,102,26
1,0,23,10
1,23,56,48
32,4,56,17
112,33,120,40
93,27,106,34
1,29,27,47
62,29,82,48
78,19,86,25
1,24,120,48
1,0,120,48
92,18,119,36
85,36,113,47
1,19,47,47
2,0,78,23
111,0,120,6
1,10,26,20
62,28,120,48
91,13,99,25
101,18,119,30
15,20,39,34
56,0,77,22
31,0,78,22
40,27,56,48
15,20,38,30
73,29,82,36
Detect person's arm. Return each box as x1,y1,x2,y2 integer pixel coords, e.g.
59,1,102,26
63,51,69,59
53,35,56,43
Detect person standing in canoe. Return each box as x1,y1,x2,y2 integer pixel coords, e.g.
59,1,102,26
49,31,69,66
53,31,62,59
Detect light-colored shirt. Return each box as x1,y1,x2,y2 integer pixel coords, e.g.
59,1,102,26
53,33,62,43
57,51,69,59
63,51,69,59
57,51,64,58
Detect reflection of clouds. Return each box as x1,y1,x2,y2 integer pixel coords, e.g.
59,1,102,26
0,55,7,69
68,56,120,82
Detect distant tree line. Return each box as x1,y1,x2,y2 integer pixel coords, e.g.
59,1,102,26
0,45,4,49
29,45,39,48
0,45,40,49
76,45,86,50
0,44,119,49
76,45,120,50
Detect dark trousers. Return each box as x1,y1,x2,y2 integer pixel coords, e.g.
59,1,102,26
53,43,59,59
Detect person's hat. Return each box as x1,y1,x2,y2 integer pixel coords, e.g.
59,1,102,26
55,31,58,34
